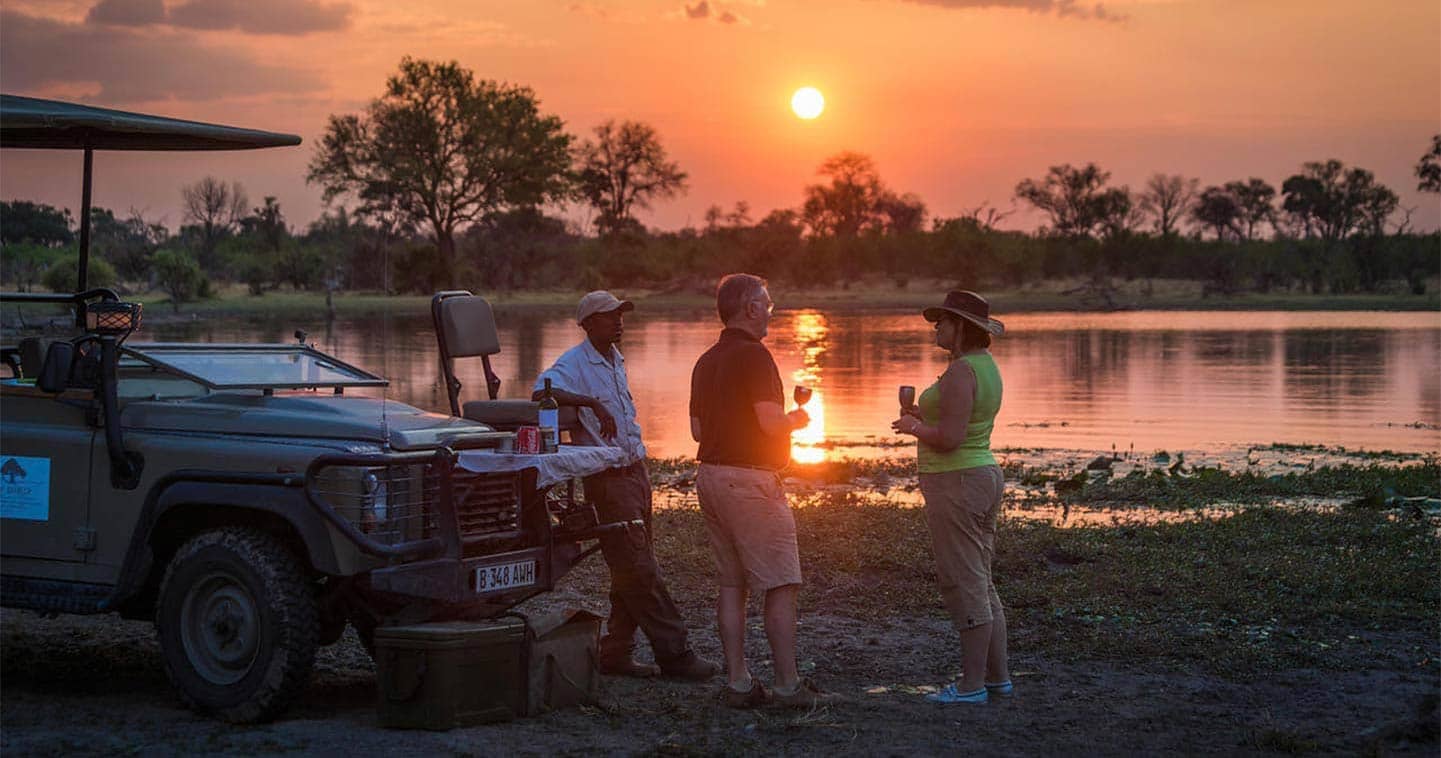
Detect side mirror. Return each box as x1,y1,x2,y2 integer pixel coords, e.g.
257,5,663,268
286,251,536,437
37,341,74,394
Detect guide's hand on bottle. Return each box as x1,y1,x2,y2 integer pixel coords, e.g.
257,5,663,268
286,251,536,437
787,407,810,430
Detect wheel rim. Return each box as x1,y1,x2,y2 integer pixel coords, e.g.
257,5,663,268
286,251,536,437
179,570,261,685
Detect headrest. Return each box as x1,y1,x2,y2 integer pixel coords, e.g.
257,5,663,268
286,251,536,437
37,341,74,393
440,295,501,358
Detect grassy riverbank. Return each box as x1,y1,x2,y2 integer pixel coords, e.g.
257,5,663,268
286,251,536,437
632,456,1441,676
105,276,1441,321
3,452,1436,754
627,503,1440,675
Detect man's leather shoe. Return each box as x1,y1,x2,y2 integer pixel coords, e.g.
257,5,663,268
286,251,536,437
659,652,720,681
598,657,661,678
723,679,771,709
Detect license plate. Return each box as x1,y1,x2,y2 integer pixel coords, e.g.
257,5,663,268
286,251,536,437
474,559,537,593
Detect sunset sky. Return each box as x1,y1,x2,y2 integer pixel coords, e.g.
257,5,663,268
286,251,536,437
2,0,1438,234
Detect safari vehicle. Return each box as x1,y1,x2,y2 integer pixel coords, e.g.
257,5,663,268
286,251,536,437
0,96,616,723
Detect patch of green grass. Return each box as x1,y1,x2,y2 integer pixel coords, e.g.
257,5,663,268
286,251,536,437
1260,442,1423,461
636,498,1439,677
1068,463,1440,508
647,456,916,486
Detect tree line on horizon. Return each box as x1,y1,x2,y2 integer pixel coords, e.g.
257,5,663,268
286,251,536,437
2,58,1438,309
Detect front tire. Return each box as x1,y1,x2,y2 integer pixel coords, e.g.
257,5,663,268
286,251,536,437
156,527,319,723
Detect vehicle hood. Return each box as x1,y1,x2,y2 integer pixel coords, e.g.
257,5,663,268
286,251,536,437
120,393,504,449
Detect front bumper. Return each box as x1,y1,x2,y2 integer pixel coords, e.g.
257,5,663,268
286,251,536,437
304,447,628,608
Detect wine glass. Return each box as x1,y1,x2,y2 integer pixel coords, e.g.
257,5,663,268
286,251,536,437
793,385,813,406
898,385,916,415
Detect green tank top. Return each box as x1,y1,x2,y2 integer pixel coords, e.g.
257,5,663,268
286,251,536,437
917,352,1002,473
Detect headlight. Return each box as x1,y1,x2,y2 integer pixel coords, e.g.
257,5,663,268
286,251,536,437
312,464,428,545
362,469,388,523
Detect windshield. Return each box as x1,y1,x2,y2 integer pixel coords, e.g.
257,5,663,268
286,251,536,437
122,344,387,390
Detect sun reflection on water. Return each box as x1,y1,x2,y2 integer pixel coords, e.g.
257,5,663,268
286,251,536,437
790,311,829,464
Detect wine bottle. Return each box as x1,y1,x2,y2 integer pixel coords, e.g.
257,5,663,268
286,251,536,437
538,377,560,453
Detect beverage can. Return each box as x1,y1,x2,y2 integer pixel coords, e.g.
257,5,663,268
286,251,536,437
516,425,541,454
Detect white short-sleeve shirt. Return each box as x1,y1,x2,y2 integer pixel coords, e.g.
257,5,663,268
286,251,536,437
534,339,646,466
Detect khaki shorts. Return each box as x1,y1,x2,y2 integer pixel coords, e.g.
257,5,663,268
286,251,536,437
919,465,1004,631
695,463,802,592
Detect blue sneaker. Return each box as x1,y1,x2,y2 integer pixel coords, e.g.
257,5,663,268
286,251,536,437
925,683,988,704
984,680,1014,697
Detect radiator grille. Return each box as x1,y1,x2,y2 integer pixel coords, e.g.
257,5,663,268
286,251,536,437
450,469,521,537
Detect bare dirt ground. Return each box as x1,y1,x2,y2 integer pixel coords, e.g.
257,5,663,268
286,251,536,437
3,602,1436,757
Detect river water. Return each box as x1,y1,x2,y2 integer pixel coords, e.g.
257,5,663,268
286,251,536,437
137,309,1441,462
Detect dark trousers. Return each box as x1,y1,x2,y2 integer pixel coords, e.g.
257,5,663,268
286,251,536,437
583,460,690,665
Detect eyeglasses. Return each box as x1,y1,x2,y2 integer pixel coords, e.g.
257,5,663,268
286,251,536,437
751,298,775,316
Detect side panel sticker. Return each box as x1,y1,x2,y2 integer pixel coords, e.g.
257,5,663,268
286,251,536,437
1,456,52,521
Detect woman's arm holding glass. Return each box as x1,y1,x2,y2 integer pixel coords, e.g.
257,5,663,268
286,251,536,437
892,362,973,450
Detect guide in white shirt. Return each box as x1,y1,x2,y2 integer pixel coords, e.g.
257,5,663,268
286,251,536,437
529,290,716,681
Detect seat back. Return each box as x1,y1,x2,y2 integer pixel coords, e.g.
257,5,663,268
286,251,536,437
431,290,504,416
430,290,581,434
18,337,45,379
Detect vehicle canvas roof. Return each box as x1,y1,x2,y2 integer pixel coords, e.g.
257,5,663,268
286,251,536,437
0,94,301,151
0,94,301,297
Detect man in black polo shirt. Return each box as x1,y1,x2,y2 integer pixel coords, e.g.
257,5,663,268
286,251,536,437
689,273,840,709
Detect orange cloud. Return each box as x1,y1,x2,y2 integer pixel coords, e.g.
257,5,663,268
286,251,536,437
1,9,325,101
85,0,354,35
902,0,1125,23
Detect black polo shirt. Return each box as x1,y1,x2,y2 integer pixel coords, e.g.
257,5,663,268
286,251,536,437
690,327,790,470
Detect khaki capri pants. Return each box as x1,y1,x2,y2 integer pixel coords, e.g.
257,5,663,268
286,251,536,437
918,465,1004,632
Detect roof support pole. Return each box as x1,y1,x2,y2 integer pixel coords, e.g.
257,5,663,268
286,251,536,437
78,146,94,295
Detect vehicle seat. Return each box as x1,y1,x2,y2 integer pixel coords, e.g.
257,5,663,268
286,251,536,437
432,291,578,433
18,337,45,379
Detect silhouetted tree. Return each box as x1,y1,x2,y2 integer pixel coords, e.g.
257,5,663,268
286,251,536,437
1192,186,1242,241
1138,174,1198,237
1014,163,1127,239
240,197,289,253
308,57,573,288
801,152,895,237
877,192,928,234
1224,178,1276,241
576,120,688,237
0,201,73,247
1281,160,1396,242
955,201,1015,232
1094,187,1140,241
90,207,168,281
1416,134,1441,193
181,176,247,271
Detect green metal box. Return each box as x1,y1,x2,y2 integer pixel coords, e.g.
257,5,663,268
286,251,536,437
375,618,526,729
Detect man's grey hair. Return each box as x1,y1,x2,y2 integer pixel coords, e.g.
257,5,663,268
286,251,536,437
716,273,767,324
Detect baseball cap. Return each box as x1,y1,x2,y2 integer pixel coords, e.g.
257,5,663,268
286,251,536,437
576,290,634,325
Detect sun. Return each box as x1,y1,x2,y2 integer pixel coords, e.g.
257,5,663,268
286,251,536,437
791,87,824,120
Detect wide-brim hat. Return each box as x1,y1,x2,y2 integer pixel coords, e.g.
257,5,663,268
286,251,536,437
922,290,1005,335
576,290,634,325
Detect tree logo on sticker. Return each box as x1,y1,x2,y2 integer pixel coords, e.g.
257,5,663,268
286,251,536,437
1,458,27,484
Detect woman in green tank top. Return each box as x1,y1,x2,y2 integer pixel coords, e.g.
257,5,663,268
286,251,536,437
891,290,1010,705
